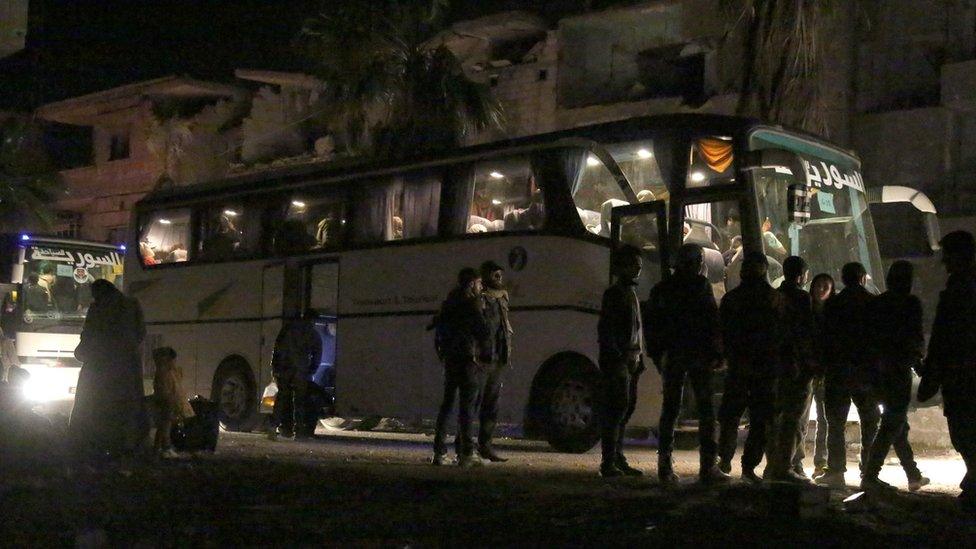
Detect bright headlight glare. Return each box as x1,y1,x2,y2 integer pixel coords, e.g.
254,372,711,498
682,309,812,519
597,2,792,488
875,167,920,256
22,376,64,402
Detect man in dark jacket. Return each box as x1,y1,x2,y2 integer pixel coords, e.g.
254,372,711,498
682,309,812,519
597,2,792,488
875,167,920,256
432,268,491,467
597,246,646,477
817,262,879,489
477,260,514,462
717,252,785,484
861,261,930,492
765,256,817,483
269,315,322,440
646,243,729,484
919,230,976,509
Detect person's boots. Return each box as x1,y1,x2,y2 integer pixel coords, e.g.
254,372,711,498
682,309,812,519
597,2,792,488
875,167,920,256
600,462,625,478
478,444,509,463
615,455,643,477
700,455,731,484
815,470,847,489
860,474,896,492
908,475,931,492
658,454,680,484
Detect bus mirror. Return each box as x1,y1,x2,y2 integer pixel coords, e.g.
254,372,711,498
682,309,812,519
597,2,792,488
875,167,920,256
868,186,941,252
787,184,811,225
925,212,941,252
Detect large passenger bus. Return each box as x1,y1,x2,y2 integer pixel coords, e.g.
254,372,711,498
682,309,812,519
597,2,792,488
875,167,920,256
126,113,892,452
0,234,125,415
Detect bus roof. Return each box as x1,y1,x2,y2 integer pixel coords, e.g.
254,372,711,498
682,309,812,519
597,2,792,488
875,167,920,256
137,113,857,208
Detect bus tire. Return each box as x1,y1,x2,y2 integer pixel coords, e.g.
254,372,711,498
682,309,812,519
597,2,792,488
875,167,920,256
212,359,258,432
538,356,601,454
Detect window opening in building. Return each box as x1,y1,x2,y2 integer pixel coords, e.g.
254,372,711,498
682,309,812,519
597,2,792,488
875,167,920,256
108,130,130,161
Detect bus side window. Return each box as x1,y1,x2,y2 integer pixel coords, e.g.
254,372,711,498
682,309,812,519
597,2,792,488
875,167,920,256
197,203,260,261
467,156,541,233
139,209,191,266
349,178,401,243
279,192,348,254
400,171,441,240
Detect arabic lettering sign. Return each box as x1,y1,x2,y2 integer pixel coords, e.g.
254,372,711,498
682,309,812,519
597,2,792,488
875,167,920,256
29,246,123,269
800,158,865,193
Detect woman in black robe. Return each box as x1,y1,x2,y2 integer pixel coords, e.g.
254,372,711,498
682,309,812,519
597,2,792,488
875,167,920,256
69,279,148,460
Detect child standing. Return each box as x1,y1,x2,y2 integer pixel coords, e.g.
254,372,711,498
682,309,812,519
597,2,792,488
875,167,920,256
152,347,191,457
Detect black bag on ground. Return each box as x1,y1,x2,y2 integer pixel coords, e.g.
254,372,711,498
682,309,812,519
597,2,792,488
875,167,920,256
171,396,219,452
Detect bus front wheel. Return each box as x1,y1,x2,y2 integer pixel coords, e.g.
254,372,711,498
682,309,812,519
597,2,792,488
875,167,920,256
212,361,258,432
542,360,601,454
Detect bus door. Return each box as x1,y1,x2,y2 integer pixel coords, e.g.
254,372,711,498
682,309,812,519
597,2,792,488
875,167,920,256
609,200,669,294
260,263,285,392
610,200,669,423
302,259,339,414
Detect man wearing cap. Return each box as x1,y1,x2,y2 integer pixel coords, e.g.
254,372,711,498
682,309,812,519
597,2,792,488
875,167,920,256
919,230,976,510
477,260,514,462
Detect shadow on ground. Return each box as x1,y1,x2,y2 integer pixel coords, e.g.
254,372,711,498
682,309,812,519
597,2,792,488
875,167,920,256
2,443,975,547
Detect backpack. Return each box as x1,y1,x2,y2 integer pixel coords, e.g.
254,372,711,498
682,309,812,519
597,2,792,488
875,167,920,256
427,300,452,361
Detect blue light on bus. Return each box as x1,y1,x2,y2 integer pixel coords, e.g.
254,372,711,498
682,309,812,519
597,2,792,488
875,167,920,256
119,244,127,251
20,234,29,241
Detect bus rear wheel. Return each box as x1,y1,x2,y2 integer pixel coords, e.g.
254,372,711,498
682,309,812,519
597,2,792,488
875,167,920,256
213,362,258,432
543,362,601,454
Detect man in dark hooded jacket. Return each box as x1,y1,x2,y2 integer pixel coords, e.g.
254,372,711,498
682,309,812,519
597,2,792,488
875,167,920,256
817,262,879,489
432,268,491,467
597,246,645,478
919,230,976,509
645,243,728,484
861,261,929,492
718,252,785,484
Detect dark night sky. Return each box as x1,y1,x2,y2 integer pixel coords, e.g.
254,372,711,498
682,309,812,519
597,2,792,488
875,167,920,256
0,0,614,111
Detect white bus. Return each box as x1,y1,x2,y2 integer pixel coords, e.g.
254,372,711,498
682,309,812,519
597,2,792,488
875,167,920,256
0,234,125,415
126,114,898,452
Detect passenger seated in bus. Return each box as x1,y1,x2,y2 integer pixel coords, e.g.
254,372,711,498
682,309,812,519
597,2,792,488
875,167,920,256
274,220,315,256
23,274,51,311
467,216,503,233
314,217,335,248
52,277,79,313
724,236,742,265
761,217,788,262
37,265,56,293
168,243,188,262
202,213,242,260
599,198,629,237
392,216,403,240
577,208,601,233
637,190,656,202
140,241,157,266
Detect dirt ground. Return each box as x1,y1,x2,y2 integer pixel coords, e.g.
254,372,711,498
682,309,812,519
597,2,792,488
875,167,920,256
2,428,975,547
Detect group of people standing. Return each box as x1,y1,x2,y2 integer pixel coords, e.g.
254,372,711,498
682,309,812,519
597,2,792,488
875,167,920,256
431,261,513,467
597,230,976,508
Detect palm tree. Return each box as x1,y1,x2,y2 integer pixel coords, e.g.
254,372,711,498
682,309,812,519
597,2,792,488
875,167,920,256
0,118,59,227
722,0,840,136
297,0,504,156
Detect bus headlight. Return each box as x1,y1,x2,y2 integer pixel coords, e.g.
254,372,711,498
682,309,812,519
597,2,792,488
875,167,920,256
19,365,77,403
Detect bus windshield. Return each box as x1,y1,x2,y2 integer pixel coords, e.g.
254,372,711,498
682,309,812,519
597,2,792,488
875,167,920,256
17,243,124,329
750,131,885,292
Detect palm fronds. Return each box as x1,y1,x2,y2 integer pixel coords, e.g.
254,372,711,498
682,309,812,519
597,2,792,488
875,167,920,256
722,0,839,135
297,0,504,156
0,119,59,227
